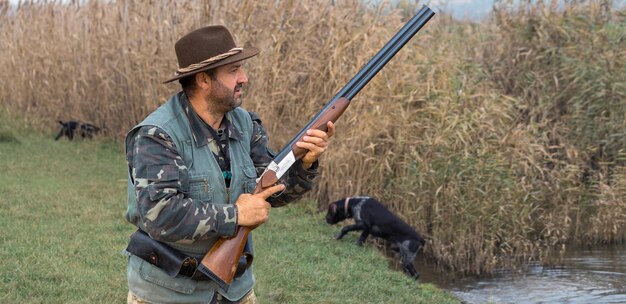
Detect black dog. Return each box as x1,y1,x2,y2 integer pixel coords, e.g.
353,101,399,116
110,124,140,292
326,196,425,279
55,120,100,140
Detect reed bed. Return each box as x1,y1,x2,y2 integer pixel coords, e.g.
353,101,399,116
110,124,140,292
1,0,624,275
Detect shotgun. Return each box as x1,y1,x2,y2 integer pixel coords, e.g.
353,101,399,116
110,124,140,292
197,5,435,290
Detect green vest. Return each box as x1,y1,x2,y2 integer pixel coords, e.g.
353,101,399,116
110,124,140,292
125,92,256,303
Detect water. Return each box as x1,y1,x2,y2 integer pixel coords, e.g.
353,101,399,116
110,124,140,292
415,244,626,304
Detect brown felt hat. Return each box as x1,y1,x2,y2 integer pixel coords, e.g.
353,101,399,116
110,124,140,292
163,25,259,84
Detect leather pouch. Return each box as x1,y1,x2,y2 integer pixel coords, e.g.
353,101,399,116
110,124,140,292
126,229,196,278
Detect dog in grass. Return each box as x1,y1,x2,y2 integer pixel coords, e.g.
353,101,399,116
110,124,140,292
55,120,101,140
326,196,425,280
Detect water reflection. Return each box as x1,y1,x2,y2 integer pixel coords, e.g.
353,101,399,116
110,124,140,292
415,244,626,304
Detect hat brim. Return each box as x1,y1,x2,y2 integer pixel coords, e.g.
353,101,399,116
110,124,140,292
162,47,259,84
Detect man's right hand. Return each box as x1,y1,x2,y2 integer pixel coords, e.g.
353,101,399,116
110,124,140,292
236,184,285,227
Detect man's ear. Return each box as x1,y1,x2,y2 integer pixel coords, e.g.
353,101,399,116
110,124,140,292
195,72,212,90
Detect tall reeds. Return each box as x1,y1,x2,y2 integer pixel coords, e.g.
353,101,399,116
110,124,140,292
1,0,624,275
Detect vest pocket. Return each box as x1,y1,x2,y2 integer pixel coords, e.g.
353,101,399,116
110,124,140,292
242,166,258,193
189,176,213,203
133,255,198,294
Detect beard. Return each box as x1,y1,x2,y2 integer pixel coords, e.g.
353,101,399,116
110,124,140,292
206,78,243,113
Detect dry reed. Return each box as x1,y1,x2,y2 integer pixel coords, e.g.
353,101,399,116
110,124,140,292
1,0,624,275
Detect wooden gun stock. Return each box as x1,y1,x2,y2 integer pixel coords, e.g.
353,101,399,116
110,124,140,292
197,226,251,290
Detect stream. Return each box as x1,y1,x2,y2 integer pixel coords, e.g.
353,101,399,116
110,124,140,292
415,244,626,303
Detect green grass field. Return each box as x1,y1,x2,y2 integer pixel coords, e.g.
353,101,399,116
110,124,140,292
0,128,458,304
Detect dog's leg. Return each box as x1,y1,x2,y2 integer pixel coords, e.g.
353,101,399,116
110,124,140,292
54,128,63,140
356,230,370,246
55,121,67,140
388,242,400,252
398,240,420,280
335,223,367,240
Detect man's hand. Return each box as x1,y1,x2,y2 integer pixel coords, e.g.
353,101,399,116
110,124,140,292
296,121,336,170
236,183,285,227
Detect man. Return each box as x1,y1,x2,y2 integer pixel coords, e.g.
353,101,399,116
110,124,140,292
123,25,334,303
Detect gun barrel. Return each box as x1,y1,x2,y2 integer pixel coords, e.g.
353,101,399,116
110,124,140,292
274,6,434,162
345,6,434,99
338,6,433,100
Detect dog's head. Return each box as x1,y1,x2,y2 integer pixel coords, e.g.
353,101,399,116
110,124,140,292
325,198,348,224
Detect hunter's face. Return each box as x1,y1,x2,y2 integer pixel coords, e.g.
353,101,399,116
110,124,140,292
207,61,248,112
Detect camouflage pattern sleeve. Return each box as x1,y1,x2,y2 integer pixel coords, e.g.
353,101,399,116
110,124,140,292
248,112,319,207
126,126,237,243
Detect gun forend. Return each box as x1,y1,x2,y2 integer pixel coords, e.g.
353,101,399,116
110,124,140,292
290,97,350,159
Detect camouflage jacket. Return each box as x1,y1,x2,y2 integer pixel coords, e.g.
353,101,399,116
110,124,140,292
126,98,318,242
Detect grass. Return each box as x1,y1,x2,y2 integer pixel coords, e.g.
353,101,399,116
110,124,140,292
0,129,130,303
254,203,455,304
0,127,457,303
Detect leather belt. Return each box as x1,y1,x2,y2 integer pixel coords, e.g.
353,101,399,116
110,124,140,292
125,230,248,281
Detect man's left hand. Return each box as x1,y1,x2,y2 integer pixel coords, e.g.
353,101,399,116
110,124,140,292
296,121,335,170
